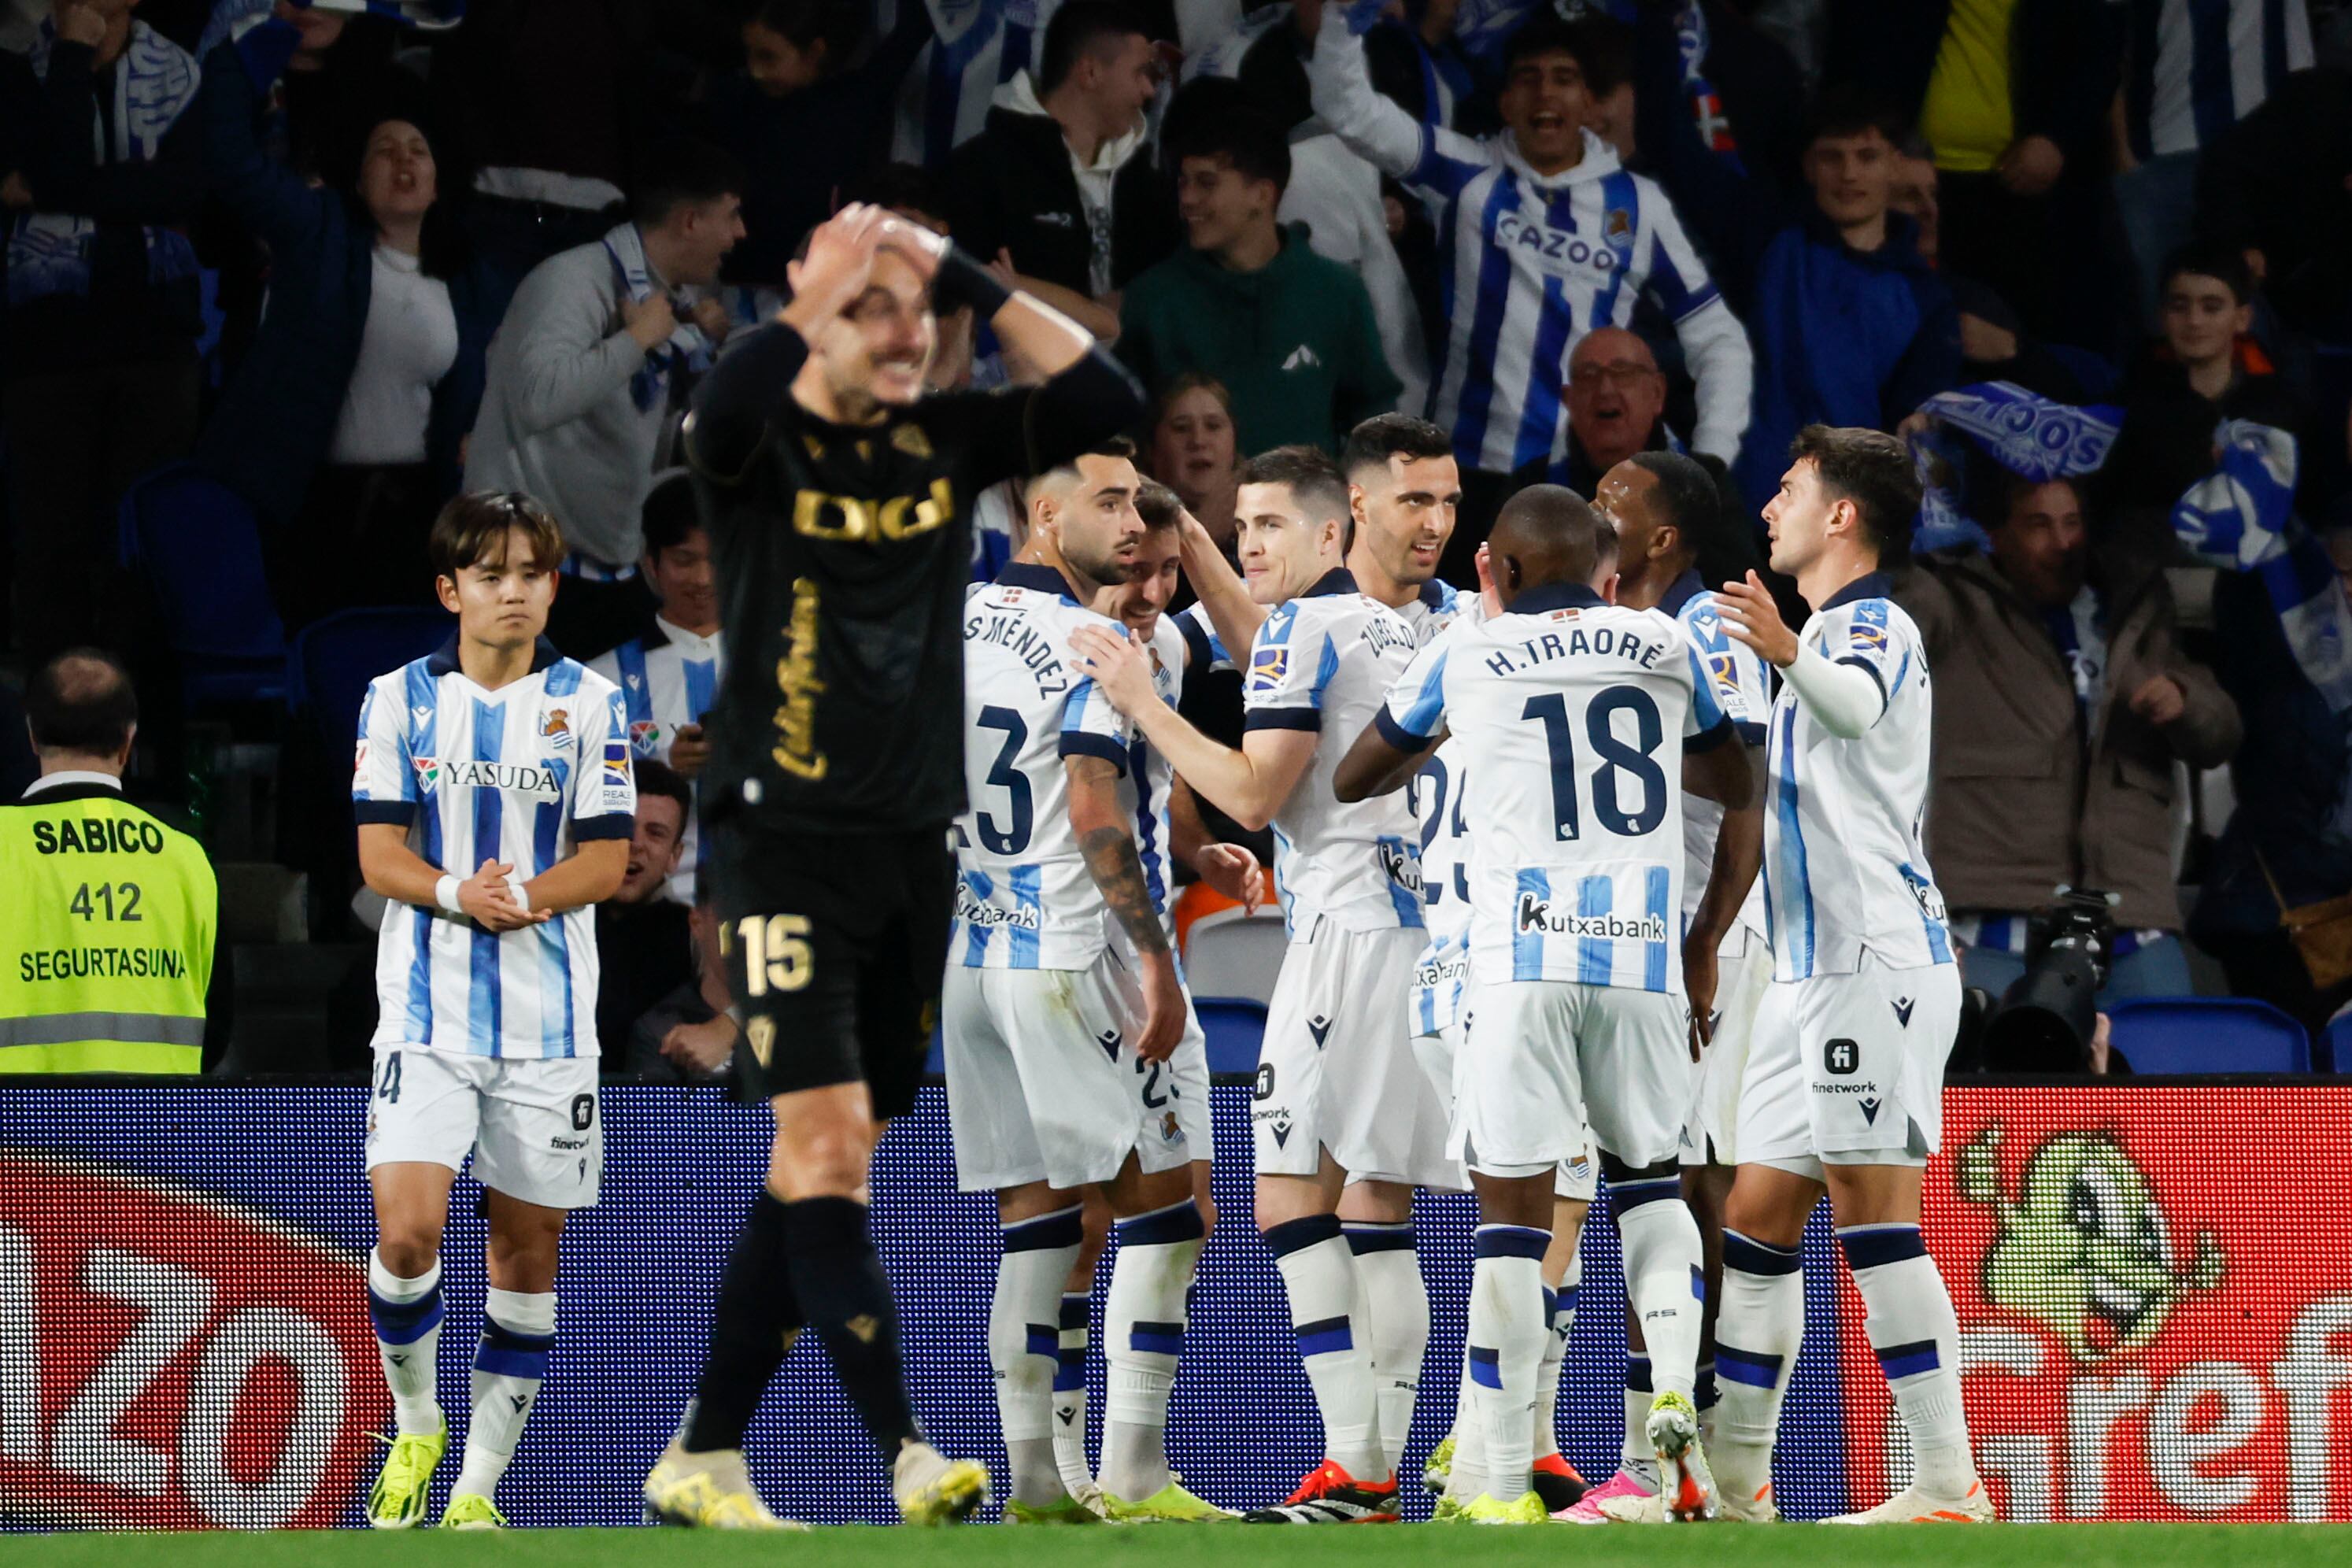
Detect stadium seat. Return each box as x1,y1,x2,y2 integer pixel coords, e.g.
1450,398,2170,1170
2105,997,2311,1074
2320,1011,2352,1074
116,462,287,706
286,605,457,753
1193,996,1267,1075
1182,905,1289,1008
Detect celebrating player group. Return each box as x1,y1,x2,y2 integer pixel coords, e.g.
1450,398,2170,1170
346,203,1984,1531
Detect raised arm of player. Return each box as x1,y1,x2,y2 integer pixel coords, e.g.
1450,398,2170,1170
1178,507,1267,669
1069,626,1316,833
1717,570,1884,739
1067,754,1185,1061
1335,619,1450,801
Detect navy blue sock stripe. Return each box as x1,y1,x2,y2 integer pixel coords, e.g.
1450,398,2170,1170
1052,1352,1087,1393
1723,1229,1803,1277
482,1318,556,1353
1467,1345,1502,1389
1119,1200,1206,1248
1474,1224,1549,1261
1625,1355,1653,1394
1003,1207,1085,1253
1540,1287,1557,1318
1555,1285,1581,1312
1612,1176,1681,1212
1263,1213,1344,1259
1128,1320,1185,1356
1059,1295,1090,1332
1343,1223,1416,1256
1690,1263,1707,1302
1837,1224,1926,1271
1715,1344,1786,1388
1023,1323,1060,1358
367,1287,445,1346
475,1336,549,1380
1296,1315,1354,1356
1875,1337,1941,1380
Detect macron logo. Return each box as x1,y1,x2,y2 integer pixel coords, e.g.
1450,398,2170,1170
1892,997,1916,1028
1281,344,1321,372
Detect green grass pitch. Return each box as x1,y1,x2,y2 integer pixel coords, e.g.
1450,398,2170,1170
9,1525,2347,1568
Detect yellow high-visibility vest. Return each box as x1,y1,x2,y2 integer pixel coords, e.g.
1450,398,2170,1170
0,779,216,1073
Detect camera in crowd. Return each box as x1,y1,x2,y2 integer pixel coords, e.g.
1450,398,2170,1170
1960,886,2119,1072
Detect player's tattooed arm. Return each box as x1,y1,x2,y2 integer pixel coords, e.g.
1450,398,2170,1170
1067,756,1169,957
1067,755,1185,1059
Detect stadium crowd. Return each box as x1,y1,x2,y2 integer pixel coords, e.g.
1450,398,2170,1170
3,0,2352,1073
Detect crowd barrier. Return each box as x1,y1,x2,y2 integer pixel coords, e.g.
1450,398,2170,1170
1,1080,2346,1529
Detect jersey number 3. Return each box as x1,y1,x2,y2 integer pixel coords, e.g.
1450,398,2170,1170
1522,686,1667,840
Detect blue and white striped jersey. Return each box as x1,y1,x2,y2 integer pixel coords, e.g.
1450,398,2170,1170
1379,584,1729,993
887,0,1062,167
2127,0,2313,160
589,616,723,906
1762,575,1953,982
1403,583,1481,1035
1246,568,1426,936
954,562,1137,968
1305,9,1752,476
1665,573,1771,939
1116,613,1193,939
353,639,635,1059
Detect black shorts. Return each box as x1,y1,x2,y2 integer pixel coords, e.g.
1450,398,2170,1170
704,823,952,1119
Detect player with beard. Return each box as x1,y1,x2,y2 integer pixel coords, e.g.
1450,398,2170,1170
643,203,1145,1529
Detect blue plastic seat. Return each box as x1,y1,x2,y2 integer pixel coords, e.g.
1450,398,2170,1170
116,463,287,706
286,605,457,752
2105,997,2311,1074
2319,1011,2352,1074
1194,996,1268,1076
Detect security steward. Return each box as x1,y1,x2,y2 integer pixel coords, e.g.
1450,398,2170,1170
0,650,220,1074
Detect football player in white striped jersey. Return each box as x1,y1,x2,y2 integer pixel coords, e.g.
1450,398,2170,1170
1337,485,1754,1523
1708,427,1988,1525
1567,450,1772,1524
351,494,633,1530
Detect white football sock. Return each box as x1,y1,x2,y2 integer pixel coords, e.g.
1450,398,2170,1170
1615,1179,1703,1403
1265,1215,1383,1482
1052,1292,1093,1495
989,1206,1085,1506
453,1287,554,1501
366,1250,445,1439
1711,1229,1804,1505
1841,1225,1977,1497
1620,1356,1658,1489
1346,1222,1427,1481
1533,1252,1580,1459
1464,1225,1548,1500
1100,1200,1205,1502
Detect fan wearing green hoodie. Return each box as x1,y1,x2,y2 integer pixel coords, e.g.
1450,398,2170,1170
1117,107,1402,457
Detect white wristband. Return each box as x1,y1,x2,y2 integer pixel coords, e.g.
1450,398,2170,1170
435,874,462,914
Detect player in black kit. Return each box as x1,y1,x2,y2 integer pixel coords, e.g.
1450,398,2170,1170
642,204,1145,1529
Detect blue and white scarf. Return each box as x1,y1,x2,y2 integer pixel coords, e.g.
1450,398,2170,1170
2172,422,2352,839
7,20,201,308
602,222,713,414
1906,381,2124,553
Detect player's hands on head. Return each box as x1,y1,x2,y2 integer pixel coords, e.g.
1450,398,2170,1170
459,860,548,930
873,211,949,281
1714,571,1799,668
1134,951,1185,1063
1195,842,1264,915
786,203,887,324
620,292,678,352
1067,625,1157,716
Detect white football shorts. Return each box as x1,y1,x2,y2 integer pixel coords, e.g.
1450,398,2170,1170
1736,953,1962,1175
943,951,1198,1193
1432,981,1596,1200
1256,917,1461,1189
1681,926,1775,1167
1452,978,1688,1172
365,1046,603,1209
